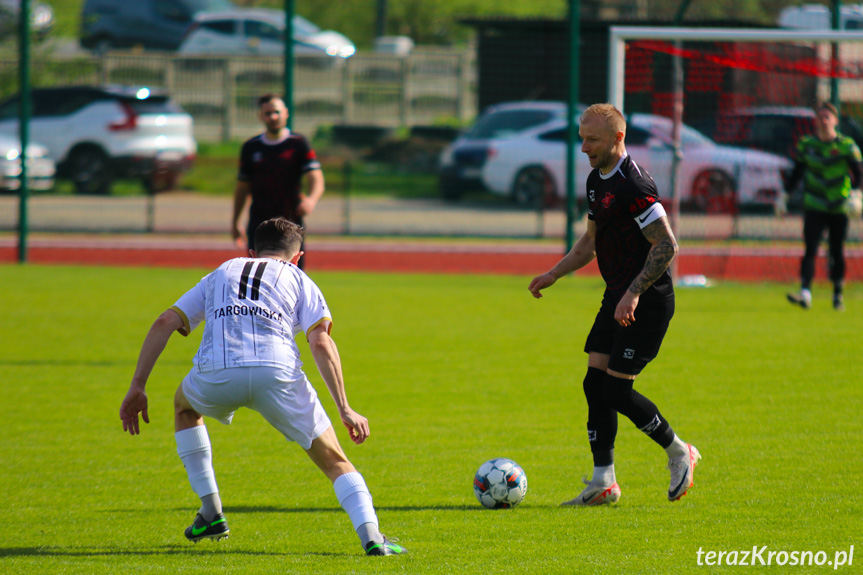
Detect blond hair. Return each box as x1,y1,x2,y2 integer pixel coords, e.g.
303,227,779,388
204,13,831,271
581,103,626,136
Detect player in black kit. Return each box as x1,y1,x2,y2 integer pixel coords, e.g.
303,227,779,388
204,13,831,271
232,94,324,269
528,103,701,506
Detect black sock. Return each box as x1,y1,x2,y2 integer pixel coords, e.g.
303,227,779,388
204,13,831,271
583,367,617,466
602,374,675,448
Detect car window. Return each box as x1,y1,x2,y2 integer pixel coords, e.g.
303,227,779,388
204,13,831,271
184,0,236,11
202,19,235,35
626,126,652,146
466,110,559,139
746,116,800,156
154,0,191,23
243,19,282,41
538,128,570,142
642,119,714,147
32,90,97,118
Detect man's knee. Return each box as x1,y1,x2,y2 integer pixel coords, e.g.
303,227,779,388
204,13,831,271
174,385,202,430
582,367,606,403
602,375,635,411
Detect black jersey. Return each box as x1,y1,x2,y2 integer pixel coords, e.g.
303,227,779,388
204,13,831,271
586,154,674,305
238,132,321,226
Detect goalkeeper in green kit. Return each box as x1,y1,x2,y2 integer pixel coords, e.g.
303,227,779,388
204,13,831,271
778,102,863,311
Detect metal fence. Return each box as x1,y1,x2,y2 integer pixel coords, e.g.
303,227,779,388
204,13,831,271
0,49,476,142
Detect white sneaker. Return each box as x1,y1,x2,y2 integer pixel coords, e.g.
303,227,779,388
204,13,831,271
786,290,812,309
561,476,621,506
668,444,701,501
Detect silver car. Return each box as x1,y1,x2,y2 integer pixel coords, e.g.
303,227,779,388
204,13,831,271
0,134,55,193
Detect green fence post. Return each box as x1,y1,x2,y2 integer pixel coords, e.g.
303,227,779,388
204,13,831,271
18,0,31,263
284,0,294,131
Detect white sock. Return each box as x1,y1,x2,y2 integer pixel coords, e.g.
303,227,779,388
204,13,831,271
593,464,616,486
665,434,689,460
175,426,220,517
333,472,381,548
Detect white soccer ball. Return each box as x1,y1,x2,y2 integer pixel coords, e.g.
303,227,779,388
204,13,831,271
473,458,527,509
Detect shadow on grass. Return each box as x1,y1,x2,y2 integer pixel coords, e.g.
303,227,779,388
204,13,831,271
0,545,351,558
0,359,189,367
100,504,545,515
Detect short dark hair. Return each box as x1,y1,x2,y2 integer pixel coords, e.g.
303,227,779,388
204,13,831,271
254,217,304,255
815,101,838,118
257,93,284,108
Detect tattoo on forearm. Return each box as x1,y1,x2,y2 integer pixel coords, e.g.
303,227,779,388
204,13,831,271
629,219,678,295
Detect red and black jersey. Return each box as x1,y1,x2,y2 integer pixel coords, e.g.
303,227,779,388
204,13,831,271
238,131,321,226
586,154,674,304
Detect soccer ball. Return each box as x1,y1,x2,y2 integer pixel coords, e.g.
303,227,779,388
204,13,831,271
473,458,527,509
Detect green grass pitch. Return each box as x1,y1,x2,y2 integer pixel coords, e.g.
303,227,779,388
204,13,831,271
0,264,860,574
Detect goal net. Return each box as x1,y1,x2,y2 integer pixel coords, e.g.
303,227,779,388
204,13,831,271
607,27,863,283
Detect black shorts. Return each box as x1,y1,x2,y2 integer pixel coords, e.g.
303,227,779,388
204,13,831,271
583,294,674,376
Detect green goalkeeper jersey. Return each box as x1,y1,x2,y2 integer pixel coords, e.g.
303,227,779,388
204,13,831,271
794,133,863,213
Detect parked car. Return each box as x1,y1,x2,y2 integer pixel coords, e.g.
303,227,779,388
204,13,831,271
438,101,574,200
0,134,55,193
80,0,235,52
778,3,863,30
178,9,355,59
479,113,792,213
699,106,863,161
374,35,414,56
0,0,54,41
0,86,196,195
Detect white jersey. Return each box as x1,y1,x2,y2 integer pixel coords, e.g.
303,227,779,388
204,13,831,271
171,257,331,373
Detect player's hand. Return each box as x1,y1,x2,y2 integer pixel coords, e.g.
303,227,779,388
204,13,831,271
296,193,316,217
528,272,556,298
231,225,247,250
774,191,788,218
614,292,639,327
120,387,149,436
340,408,370,445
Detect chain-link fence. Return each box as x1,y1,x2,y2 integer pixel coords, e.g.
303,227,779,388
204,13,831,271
0,49,474,142
2,23,863,254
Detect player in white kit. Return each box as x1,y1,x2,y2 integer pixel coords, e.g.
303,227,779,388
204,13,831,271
120,217,405,556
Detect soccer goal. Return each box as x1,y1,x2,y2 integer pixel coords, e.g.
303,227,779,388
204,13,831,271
604,26,863,281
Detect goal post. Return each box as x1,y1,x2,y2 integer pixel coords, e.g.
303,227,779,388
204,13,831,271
608,27,863,113
604,26,863,282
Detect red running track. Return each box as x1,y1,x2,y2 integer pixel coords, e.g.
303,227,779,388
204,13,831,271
1,237,861,282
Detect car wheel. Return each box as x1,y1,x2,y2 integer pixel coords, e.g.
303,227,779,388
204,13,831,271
512,166,555,209
69,147,112,196
690,169,737,214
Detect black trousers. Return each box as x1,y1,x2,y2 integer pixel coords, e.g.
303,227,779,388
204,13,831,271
800,209,848,290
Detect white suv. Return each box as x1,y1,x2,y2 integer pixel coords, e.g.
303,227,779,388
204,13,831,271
0,86,197,195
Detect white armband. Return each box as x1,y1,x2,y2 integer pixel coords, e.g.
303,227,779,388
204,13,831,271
634,202,666,229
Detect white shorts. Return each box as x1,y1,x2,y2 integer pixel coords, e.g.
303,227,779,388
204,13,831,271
181,365,332,449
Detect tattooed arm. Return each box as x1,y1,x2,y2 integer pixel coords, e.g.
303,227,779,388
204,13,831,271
614,216,679,327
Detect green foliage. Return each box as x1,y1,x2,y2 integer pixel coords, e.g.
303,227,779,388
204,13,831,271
0,265,860,573
0,55,99,101
181,139,441,197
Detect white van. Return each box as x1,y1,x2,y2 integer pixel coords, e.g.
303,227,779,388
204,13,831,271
778,3,863,30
